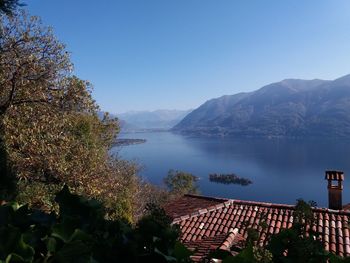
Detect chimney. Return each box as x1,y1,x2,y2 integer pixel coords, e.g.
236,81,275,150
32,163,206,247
325,170,344,210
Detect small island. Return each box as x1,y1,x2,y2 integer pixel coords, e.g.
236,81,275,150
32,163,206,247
209,173,253,186
114,138,146,146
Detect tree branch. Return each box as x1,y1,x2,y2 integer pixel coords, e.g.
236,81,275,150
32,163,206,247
12,98,50,106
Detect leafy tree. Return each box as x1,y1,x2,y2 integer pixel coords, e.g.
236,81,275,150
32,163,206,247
0,12,72,116
0,0,23,15
0,10,72,200
164,170,199,197
0,10,162,221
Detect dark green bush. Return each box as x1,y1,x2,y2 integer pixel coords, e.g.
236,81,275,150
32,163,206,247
0,185,192,263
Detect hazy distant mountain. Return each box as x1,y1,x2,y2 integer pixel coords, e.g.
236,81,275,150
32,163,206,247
117,109,192,130
173,74,350,137
97,111,140,132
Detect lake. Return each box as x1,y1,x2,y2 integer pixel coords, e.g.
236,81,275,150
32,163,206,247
112,131,350,208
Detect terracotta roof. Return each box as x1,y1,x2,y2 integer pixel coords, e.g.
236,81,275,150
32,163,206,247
166,194,350,260
343,203,350,211
163,194,228,219
183,228,245,262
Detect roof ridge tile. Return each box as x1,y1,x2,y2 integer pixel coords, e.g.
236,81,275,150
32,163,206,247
184,194,229,202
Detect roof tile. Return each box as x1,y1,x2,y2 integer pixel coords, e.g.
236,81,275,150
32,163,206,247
166,194,350,260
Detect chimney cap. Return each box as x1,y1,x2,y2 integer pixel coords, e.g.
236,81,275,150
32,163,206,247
325,170,344,181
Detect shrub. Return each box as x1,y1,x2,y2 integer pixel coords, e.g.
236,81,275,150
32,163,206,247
164,170,199,197
0,185,192,263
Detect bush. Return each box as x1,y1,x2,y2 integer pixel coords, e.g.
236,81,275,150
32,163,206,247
164,170,199,197
0,185,192,263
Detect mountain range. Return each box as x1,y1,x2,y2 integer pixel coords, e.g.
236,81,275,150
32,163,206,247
117,109,191,131
173,74,350,137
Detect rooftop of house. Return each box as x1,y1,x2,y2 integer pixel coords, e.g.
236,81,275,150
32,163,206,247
164,194,350,261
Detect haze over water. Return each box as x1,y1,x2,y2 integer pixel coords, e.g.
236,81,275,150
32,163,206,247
114,132,350,207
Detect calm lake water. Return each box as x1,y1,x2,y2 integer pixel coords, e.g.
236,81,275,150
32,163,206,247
112,132,350,208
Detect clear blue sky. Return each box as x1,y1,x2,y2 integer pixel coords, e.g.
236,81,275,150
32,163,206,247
27,0,350,113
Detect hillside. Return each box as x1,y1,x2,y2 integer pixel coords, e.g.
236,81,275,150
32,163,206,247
173,74,350,137
118,109,191,130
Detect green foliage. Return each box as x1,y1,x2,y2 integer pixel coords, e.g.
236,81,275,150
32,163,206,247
0,185,193,263
15,181,60,213
0,136,16,201
0,10,163,221
218,245,271,263
209,244,273,263
136,204,178,257
267,199,327,263
268,228,327,263
164,170,199,196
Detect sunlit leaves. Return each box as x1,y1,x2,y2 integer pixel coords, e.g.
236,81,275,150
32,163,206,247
164,169,199,197
0,10,167,223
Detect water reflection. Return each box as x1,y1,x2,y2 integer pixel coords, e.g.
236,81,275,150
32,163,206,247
115,132,350,208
